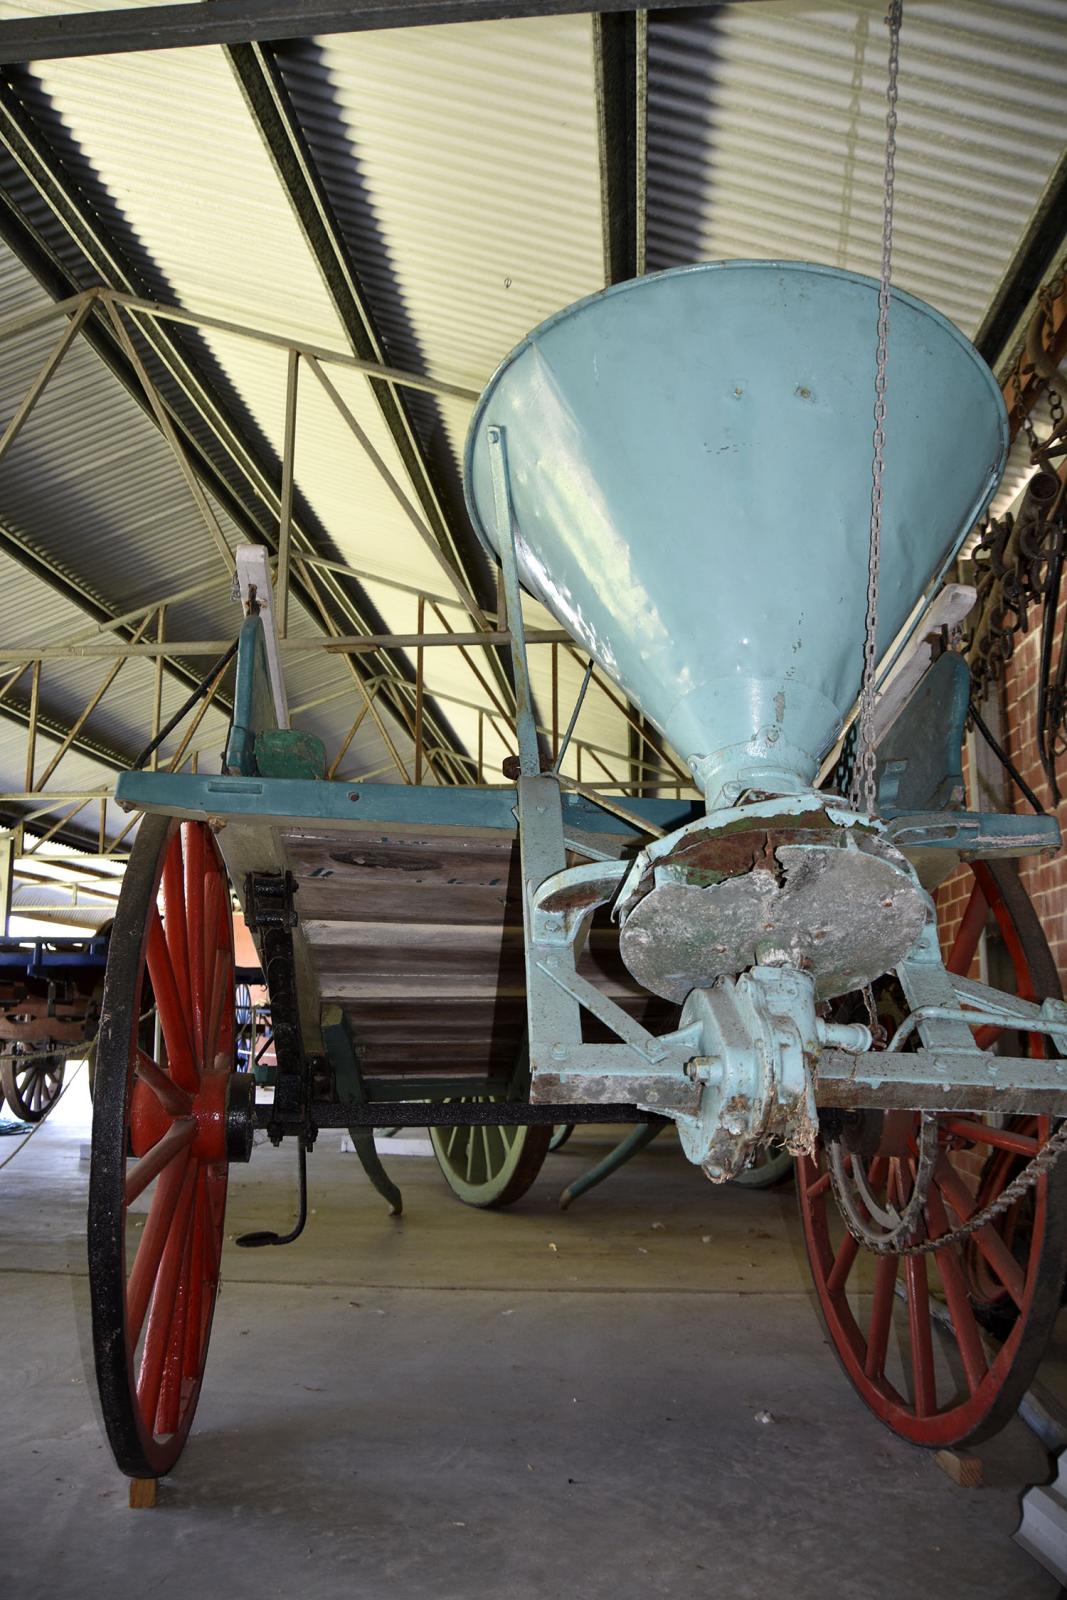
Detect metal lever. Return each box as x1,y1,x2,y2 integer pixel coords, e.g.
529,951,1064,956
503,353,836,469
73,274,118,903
236,1141,308,1248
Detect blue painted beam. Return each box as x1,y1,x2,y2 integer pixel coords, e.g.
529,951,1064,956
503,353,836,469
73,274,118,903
114,770,702,839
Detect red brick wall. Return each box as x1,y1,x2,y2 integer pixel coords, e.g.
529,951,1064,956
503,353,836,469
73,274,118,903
1003,587,1067,986
935,595,1067,989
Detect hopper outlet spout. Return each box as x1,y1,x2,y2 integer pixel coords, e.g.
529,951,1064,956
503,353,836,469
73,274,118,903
689,751,814,806
663,674,844,807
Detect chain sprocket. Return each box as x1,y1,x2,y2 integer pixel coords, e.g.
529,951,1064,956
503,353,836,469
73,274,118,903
827,1117,1067,1258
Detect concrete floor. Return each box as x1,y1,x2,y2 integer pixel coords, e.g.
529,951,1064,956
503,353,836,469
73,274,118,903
2,1072,1063,1599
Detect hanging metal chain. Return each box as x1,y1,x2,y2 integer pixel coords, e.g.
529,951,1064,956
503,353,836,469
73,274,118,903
830,1117,1067,1257
850,0,903,816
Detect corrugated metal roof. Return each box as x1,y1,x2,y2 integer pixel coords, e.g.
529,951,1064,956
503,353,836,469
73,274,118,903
0,296,386,740
0,0,1060,834
277,17,605,390
3,22,554,781
274,16,634,777
647,0,1067,340
0,238,407,816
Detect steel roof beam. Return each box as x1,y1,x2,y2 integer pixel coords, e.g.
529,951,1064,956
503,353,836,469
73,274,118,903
0,71,470,774
108,291,481,401
593,9,644,286
975,148,1067,374
0,2,762,64
226,42,514,709
0,689,132,771
594,9,661,797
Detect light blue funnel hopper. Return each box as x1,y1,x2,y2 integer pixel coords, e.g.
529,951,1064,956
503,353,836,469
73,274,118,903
464,261,1007,806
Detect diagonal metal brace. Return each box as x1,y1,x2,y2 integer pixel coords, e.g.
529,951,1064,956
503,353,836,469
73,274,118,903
535,952,671,1063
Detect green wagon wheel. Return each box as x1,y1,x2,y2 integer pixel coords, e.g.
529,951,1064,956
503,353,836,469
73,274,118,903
430,1097,551,1208
731,1139,795,1189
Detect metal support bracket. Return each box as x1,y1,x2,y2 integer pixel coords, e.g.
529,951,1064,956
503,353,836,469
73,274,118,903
895,913,981,1051
244,869,314,1146
235,543,289,730
535,954,670,1063
485,424,539,774
886,809,1061,858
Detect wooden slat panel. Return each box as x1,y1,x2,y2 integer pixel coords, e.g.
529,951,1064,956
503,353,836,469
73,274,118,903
293,880,517,925
285,832,516,888
271,823,678,1081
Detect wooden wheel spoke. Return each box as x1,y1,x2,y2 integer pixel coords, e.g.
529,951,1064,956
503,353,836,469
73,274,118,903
183,821,206,1064
126,1153,191,1348
926,1185,988,1396
125,1117,197,1207
864,1253,899,1379
826,1230,859,1297
205,944,229,1065
160,840,192,1017
488,1124,508,1168
146,907,198,1092
979,863,1038,1002
946,881,988,977
183,1173,209,1383
806,1169,832,1201
135,1051,193,1118
943,1118,1039,1158
155,1213,195,1438
136,1160,197,1433
904,1256,937,1417
935,1159,1025,1309
202,871,224,1047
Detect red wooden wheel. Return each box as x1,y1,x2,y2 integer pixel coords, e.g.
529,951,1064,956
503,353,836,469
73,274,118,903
89,815,243,1478
798,858,1067,1447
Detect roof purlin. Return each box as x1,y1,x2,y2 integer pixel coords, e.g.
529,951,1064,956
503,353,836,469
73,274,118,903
0,65,471,783
226,41,517,739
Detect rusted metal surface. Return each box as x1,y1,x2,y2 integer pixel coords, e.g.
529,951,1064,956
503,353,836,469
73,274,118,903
1002,261,1067,449
539,873,626,916
618,821,924,1004
530,1068,699,1117
967,470,1066,709
966,258,1067,736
